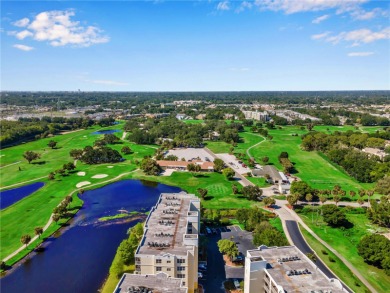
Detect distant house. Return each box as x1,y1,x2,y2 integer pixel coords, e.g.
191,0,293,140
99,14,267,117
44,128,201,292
362,148,386,160
252,165,282,184
157,160,214,172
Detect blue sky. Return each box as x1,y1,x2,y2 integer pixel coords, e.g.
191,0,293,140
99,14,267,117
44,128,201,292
1,0,389,91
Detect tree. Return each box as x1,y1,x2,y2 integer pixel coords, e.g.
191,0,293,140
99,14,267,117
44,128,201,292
357,198,365,207
358,189,366,198
21,234,31,247
263,197,275,207
187,163,196,172
287,194,299,209
121,146,132,154
262,156,269,164
357,234,390,270
349,190,356,199
48,172,55,180
232,183,239,194
213,158,225,172
56,168,66,176
333,195,341,206
290,181,313,199
217,239,238,259
307,123,314,131
140,158,161,176
69,149,83,160
305,193,313,203
52,213,60,224
23,151,41,164
319,195,327,205
63,162,76,172
47,140,57,149
197,188,208,200
376,176,390,195
103,133,120,144
222,167,235,180
34,227,43,238
253,222,288,247
322,204,347,227
278,152,289,160
242,185,263,201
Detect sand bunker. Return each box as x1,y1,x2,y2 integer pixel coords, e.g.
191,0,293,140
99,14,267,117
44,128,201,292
76,181,91,188
92,174,108,179
77,171,86,176
107,166,114,168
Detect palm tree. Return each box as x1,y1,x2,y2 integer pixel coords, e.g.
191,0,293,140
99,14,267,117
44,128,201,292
357,198,365,207
320,195,327,205
358,189,366,198
52,214,60,224
333,195,341,206
349,190,356,199
21,234,31,248
34,227,43,239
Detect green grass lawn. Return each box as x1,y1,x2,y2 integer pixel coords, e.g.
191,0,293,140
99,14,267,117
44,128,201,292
247,176,270,187
248,126,374,192
297,207,390,293
129,170,260,209
0,122,157,261
183,119,204,124
299,224,369,293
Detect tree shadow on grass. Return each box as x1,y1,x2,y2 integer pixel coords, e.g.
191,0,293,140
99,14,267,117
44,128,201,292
203,196,214,201
193,174,210,178
32,161,46,165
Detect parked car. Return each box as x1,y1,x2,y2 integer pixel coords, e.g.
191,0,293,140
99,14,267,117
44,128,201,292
198,264,207,271
198,272,203,278
205,227,212,235
234,279,240,289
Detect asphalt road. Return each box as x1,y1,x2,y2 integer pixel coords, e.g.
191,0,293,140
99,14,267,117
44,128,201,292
200,233,226,293
285,220,353,293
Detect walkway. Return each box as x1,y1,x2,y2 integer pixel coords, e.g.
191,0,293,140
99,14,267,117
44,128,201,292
245,132,266,160
2,169,139,263
0,176,47,190
274,200,377,293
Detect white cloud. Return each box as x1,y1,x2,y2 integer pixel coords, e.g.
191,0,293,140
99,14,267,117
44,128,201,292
236,1,253,13
90,80,128,86
315,27,390,45
347,51,374,57
13,17,30,27
13,44,34,51
312,14,329,24
311,31,330,40
15,30,33,40
11,10,109,47
217,1,230,11
255,0,367,14
350,8,386,20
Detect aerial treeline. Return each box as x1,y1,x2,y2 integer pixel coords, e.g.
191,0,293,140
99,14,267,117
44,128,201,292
125,117,243,147
294,107,390,126
2,91,390,107
109,223,144,279
70,135,123,164
302,130,390,183
357,234,390,276
0,117,94,147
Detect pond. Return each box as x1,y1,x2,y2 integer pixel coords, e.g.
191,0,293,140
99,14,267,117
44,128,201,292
91,129,120,135
0,180,181,293
0,182,44,210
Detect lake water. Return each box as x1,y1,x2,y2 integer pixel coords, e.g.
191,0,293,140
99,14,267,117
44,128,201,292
0,180,181,293
91,129,120,135
0,182,44,210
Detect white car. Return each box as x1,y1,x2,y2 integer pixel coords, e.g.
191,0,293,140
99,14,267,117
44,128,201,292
234,279,240,289
198,272,203,278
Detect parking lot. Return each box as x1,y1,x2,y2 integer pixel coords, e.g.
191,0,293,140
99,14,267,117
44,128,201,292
216,153,251,175
200,225,254,291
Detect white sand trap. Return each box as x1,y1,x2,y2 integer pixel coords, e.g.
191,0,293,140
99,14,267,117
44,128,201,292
92,174,108,179
76,181,91,188
77,171,86,176
107,166,114,168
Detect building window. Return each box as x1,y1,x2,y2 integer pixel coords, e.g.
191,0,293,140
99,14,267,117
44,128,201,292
156,259,162,264
177,259,185,264
156,267,162,271
167,260,171,263
177,266,185,271
167,268,171,271
135,257,141,262
135,265,140,270
177,274,185,278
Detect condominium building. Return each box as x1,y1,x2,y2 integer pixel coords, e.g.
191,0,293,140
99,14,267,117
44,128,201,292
242,110,270,122
114,272,187,293
245,245,347,293
134,192,200,293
